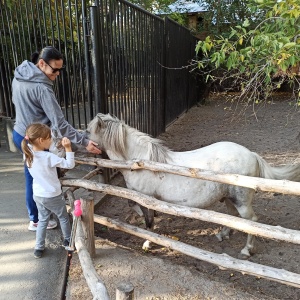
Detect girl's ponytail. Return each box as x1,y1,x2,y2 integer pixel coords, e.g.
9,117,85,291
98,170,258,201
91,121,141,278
22,123,52,168
21,138,34,168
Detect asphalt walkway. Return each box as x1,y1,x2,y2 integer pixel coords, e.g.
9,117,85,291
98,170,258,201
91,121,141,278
0,121,67,300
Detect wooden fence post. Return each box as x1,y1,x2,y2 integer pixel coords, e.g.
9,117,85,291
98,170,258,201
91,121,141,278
80,198,96,257
116,282,134,300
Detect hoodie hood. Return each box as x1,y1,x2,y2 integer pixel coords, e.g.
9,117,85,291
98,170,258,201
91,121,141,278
14,60,53,86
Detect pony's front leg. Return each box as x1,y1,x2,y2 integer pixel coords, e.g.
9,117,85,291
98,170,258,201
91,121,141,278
240,234,256,259
216,227,231,241
139,206,155,251
142,240,152,251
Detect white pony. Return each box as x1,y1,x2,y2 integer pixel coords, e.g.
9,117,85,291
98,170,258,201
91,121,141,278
87,113,300,258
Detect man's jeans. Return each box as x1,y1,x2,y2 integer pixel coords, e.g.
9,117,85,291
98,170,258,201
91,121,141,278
13,130,38,223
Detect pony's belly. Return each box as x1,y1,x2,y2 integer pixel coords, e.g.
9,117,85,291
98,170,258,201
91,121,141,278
155,176,226,208
123,170,226,208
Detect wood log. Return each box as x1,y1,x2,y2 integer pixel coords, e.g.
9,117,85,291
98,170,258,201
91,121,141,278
75,220,110,300
80,198,96,257
93,214,300,288
61,179,300,245
75,157,300,196
63,167,102,196
65,189,76,209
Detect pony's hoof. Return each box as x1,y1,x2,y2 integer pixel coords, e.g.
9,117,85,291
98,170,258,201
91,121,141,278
238,253,250,260
239,248,251,259
216,232,229,242
142,240,151,251
215,232,223,242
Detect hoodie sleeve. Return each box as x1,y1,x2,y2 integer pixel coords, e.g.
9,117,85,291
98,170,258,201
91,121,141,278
39,85,89,147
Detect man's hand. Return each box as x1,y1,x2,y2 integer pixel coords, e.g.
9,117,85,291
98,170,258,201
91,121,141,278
86,140,102,155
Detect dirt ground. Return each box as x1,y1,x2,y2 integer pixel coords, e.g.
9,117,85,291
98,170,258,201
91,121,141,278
69,92,300,299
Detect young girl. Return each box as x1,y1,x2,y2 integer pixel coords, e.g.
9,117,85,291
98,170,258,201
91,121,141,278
21,123,75,258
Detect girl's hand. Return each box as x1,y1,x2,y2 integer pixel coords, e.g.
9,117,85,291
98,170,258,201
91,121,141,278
61,137,72,152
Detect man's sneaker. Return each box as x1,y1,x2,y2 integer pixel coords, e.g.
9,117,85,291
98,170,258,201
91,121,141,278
28,219,58,231
28,221,38,231
47,219,57,230
34,249,44,259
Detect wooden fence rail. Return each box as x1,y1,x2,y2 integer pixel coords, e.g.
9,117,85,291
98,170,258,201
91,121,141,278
93,214,300,288
62,178,300,245
75,157,300,195
62,157,300,297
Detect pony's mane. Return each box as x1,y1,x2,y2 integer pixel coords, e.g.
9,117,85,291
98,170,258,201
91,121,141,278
101,114,170,163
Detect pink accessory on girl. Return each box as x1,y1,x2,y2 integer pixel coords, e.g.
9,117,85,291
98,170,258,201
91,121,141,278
24,135,29,140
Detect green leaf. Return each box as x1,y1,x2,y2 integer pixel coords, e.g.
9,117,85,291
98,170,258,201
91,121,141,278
242,19,250,27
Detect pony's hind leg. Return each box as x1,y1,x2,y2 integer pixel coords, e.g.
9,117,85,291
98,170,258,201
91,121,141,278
216,198,239,241
235,203,258,259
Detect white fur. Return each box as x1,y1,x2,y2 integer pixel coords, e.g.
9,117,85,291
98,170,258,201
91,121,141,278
87,113,300,258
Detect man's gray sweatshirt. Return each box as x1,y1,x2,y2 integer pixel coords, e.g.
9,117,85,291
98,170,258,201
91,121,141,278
12,60,88,147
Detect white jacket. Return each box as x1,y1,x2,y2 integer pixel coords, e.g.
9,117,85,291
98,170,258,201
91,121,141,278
27,151,75,198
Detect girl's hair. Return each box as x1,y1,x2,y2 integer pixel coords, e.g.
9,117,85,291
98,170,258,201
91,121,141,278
31,46,63,64
21,123,51,168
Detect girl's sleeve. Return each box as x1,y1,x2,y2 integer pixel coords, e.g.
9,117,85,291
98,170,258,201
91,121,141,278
50,152,75,169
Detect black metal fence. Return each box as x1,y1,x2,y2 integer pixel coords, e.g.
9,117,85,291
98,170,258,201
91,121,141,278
0,0,202,137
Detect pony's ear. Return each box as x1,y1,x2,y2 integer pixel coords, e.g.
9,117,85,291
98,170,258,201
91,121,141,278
95,114,105,133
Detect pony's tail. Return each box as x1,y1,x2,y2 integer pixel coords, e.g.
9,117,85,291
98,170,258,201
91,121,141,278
254,152,300,182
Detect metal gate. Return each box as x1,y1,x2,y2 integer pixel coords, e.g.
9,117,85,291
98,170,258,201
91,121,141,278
0,0,202,137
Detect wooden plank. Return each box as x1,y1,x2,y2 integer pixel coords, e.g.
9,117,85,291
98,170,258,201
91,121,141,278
94,214,300,288
61,178,300,245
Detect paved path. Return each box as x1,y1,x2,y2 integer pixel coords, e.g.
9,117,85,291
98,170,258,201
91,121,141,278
0,124,67,300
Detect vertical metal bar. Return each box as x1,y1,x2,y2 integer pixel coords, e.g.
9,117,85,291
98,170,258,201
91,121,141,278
90,5,105,115
24,0,33,55
74,0,87,126
81,0,93,121
41,0,48,45
161,17,167,132
110,0,117,115
67,0,80,127
138,9,142,130
116,1,122,118
99,0,109,113
14,2,24,61
0,4,12,117
124,5,131,123
130,7,136,127
54,0,62,51
17,1,28,60
60,0,73,123
47,0,56,43
1,4,13,117
120,2,127,121
105,0,114,113
53,0,64,107
35,0,44,48
5,4,18,68
29,0,38,50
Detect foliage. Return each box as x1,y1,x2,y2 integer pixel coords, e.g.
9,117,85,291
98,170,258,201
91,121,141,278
196,0,266,38
129,0,188,26
195,0,300,105
129,0,175,13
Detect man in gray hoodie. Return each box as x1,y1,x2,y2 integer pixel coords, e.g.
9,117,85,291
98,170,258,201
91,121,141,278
12,46,102,231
